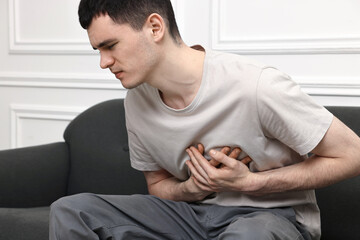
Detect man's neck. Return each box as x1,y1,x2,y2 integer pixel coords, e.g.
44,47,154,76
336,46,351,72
149,45,205,110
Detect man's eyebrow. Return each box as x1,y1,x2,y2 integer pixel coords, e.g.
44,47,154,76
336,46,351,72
92,39,117,50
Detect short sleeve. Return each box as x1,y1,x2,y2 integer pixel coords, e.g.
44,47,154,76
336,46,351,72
256,67,333,155
124,95,162,172
127,129,162,171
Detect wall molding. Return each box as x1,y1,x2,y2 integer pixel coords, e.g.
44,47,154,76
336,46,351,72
10,104,86,148
300,83,360,97
8,0,186,55
0,72,125,90
211,0,360,54
296,77,360,97
1,72,360,96
8,0,95,54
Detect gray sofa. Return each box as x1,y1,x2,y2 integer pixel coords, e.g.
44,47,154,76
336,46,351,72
0,98,359,240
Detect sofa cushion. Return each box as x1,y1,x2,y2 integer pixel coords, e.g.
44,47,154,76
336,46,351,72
64,99,148,195
0,207,49,240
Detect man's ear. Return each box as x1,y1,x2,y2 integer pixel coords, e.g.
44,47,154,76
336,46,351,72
144,13,166,42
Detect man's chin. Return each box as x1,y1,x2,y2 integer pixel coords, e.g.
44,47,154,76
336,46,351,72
119,80,140,90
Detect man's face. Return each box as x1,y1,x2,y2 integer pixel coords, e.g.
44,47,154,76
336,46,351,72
87,14,158,89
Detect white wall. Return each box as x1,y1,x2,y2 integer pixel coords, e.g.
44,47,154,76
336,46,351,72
1,0,360,150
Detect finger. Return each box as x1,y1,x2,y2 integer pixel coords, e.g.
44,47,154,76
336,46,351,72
240,156,252,165
209,146,230,167
197,143,205,155
186,149,210,184
221,146,231,154
189,146,218,177
188,146,218,182
208,159,220,167
209,149,237,169
186,160,210,187
228,147,242,159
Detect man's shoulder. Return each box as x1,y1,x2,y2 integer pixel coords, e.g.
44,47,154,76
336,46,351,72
204,49,271,86
207,50,269,70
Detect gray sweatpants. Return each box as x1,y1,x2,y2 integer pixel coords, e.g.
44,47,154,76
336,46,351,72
49,193,310,240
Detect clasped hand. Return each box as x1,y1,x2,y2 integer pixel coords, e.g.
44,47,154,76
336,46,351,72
185,144,253,195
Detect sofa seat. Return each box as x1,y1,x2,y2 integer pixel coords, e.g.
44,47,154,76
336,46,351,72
0,207,49,240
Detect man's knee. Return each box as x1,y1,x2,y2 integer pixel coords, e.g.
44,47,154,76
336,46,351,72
219,211,303,240
49,193,106,240
51,193,91,207
50,193,96,218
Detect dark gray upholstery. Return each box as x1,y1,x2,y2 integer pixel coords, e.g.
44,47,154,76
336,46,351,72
0,143,69,208
0,99,147,240
0,99,359,240
0,207,49,240
64,98,147,195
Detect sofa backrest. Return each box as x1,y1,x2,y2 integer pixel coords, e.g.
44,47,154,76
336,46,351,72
63,100,360,239
63,99,148,196
316,106,360,240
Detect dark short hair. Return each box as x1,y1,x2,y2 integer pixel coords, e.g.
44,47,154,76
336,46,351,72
78,0,181,42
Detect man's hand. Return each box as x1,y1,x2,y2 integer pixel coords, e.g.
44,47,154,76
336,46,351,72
181,144,231,200
143,144,236,202
144,144,254,203
185,145,254,194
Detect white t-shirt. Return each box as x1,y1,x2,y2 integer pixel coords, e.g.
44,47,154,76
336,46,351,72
125,49,333,239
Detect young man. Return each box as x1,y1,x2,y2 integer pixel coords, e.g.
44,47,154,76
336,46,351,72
49,0,360,239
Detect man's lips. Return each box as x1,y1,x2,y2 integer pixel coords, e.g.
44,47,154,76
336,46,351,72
112,71,124,79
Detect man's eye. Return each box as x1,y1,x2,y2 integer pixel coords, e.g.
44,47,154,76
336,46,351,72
108,43,117,50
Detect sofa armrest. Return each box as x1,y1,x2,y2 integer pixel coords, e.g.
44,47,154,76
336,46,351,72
0,142,69,208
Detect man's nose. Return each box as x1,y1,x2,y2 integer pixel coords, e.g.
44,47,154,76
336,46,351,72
100,51,114,69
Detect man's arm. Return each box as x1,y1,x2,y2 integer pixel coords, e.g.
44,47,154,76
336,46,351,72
143,168,212,202
257,116,360,193
143,143,217,202
186,117,360,195
144,146,248,202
